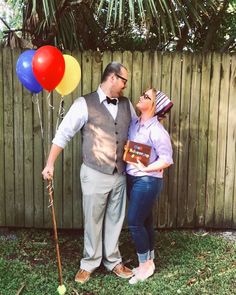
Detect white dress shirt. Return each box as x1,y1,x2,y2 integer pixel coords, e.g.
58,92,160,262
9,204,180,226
53,86,137,148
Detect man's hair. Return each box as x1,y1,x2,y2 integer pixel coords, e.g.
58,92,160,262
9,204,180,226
101,62,127,83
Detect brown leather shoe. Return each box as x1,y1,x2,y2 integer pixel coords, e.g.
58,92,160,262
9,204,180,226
75,269,91,284
113,263,133,279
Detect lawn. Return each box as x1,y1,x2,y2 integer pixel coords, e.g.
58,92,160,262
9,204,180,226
0,228,235,295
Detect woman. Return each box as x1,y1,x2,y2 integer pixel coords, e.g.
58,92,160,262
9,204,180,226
126,88,173,284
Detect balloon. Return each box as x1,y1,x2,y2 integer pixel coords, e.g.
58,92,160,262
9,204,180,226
55,55,81,96
16,50,43,93
32,45,65,92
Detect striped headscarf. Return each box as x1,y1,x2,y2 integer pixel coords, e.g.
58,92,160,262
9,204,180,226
155,90,173,118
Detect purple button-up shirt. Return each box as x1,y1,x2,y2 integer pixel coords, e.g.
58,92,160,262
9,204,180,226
126,117,173,178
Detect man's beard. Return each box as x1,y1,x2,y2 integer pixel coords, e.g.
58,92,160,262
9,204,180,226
118,89,124,97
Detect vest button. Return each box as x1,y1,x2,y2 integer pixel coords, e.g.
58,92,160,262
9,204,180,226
115,131,118,134
116,141,119,144
114,122,117,125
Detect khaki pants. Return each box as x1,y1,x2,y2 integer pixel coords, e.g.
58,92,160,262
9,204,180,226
80,163,127,272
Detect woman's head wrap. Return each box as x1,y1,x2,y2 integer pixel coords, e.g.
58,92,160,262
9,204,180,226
155,90,173,118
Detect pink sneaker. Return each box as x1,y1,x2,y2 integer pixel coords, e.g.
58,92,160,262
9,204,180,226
132,262,155,275
129,266,154,284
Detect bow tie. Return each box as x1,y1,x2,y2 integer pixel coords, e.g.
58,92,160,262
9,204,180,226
106,96,117,105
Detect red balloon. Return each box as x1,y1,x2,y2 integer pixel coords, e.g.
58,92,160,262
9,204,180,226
32,46,65,91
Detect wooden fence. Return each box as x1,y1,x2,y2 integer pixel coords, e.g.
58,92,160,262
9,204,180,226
0,48,235,229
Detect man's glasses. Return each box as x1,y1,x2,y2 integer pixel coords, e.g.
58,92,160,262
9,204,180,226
115,73,128,85
142,92,152,100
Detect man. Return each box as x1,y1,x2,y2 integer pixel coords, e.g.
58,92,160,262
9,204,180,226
42,62,137,283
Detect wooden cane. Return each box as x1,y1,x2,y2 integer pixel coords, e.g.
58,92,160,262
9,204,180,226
47,178,66,294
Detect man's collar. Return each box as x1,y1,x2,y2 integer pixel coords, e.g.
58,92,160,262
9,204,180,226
97,86,107,103
97,86,118,104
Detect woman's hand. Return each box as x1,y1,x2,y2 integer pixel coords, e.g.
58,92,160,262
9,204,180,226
127,159,146,171
127,159,165,173
135,159,146,171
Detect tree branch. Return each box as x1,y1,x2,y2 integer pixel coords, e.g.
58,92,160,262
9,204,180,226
0,17,11,30
176,25,189,51
203,0,229,52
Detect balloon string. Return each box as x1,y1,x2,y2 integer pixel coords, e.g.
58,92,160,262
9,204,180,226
47,92,53,157
59,98,65,118
47,92,54,110
32,94,46,160
55,96,65,133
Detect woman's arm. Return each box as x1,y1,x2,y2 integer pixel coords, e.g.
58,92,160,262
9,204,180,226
131,158,171,173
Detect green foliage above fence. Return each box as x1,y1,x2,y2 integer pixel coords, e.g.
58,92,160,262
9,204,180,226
0,48,235,229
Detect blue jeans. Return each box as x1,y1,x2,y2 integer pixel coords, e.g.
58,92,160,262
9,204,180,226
127,175,163,263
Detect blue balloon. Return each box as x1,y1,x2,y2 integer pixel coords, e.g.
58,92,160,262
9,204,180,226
16,50,43,93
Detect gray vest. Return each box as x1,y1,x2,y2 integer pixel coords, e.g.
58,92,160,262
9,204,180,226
82,92,131,174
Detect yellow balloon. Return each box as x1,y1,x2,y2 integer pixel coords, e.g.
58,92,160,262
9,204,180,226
55,54,81,96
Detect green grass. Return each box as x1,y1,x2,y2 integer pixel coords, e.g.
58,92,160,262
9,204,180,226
0,229,235,295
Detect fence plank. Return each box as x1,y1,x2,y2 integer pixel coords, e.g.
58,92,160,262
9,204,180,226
112,51,122,64
152,52,162,91
122,51,132,100
13,49,25,226
234,155,236,228
196,53,212,227
224,55,236,227
3,48,15,226
33,92,44,227
0,48,5,225
62,93,73,228
82,51,92,95
186,54,202,227
23,88,34,227
205,53,221,227
41,89,51,228
102,51,112,72
131,51,142,106
72,50,83,228
142,51,152,91
168,52,182,228
177,53,192,227
232,55,236,228
92,51,102,92
215,54,231,228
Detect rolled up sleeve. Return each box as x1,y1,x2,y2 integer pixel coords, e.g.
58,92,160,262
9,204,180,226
152,126,173,165
52,97,88,148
